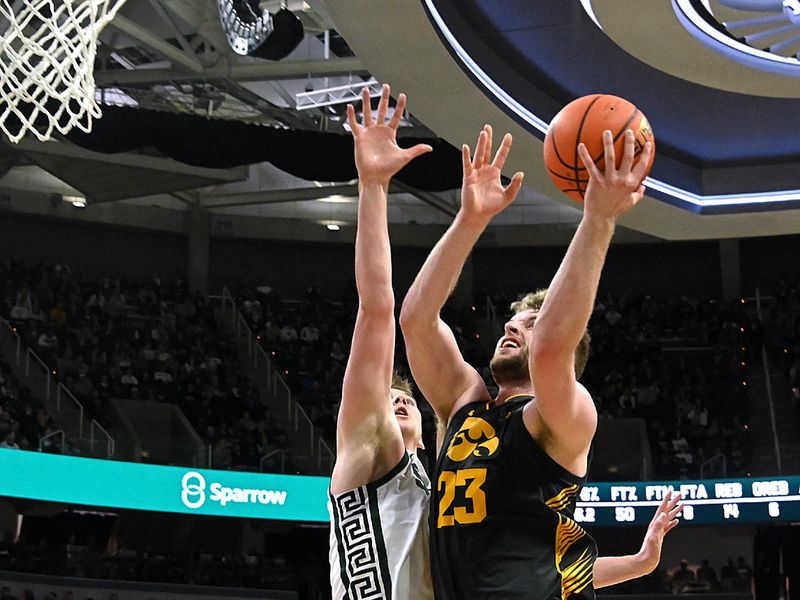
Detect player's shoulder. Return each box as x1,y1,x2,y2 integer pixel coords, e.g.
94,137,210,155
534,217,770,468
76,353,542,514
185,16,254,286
440,380,490,421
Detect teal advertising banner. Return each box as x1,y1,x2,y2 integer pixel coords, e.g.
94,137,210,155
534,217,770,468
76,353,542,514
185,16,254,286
4,449,800,526
0,449,330,521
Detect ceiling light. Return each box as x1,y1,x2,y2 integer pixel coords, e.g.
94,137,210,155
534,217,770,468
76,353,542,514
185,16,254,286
326,224,340,231
318,195,354,203
63,195,86,208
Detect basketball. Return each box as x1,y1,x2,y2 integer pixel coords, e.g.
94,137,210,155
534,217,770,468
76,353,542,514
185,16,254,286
543,94,655,202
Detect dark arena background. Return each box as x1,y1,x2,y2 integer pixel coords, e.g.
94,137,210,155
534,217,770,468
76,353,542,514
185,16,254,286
1,0,800,599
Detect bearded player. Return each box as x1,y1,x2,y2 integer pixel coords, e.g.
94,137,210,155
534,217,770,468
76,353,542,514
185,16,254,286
327,84,434,599
400,125,659,598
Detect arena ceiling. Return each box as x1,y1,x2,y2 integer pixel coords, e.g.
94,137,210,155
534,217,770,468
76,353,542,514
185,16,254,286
1,0,800,242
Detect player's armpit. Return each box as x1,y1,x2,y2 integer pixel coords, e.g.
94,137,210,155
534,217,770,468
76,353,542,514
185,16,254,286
524,352,596,471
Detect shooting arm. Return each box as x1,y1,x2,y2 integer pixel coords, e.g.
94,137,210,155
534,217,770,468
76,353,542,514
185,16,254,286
527,131,651,452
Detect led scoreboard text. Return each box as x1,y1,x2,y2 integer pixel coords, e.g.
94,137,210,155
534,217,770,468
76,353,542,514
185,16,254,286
575,478,800,526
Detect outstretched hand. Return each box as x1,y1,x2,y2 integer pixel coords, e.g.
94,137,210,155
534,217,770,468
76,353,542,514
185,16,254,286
460,125,524,225
578,129,652,221
347,84,432,186
638,492,683,575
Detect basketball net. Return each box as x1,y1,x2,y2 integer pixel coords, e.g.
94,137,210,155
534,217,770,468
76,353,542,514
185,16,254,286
0,0,128,143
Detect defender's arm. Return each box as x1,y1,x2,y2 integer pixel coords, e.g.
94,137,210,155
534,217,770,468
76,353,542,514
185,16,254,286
333,86,431,492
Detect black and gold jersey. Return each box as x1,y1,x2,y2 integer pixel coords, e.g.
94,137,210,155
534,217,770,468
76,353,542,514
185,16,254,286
430,395,597,600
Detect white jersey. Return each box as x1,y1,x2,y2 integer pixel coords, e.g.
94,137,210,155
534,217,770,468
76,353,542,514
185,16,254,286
328,452,433,600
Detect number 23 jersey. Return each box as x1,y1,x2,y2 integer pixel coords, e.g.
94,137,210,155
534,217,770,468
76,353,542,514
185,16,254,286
430,395,597,600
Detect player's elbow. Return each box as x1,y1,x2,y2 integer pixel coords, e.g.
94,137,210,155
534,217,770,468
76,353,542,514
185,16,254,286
399,297,428,333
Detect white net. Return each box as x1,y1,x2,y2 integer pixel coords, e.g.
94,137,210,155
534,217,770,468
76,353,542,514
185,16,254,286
0,0,128,143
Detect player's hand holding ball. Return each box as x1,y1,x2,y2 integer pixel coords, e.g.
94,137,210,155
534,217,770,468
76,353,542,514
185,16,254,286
578,128,653,222
543,94,654,220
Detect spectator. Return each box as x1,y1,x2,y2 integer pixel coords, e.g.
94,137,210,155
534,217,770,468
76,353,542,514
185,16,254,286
0,432,19,449
697,558,718,589
737,556,754,591
671,559,695,593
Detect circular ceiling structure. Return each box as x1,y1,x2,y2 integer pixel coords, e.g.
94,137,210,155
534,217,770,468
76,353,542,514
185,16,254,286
419,0,800,214
325,0,800,239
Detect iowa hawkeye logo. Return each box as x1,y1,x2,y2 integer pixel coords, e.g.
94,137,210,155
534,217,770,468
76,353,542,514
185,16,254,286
447,416,499,462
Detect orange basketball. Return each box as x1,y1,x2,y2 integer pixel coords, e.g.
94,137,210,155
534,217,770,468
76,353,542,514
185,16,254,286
543,94,655,202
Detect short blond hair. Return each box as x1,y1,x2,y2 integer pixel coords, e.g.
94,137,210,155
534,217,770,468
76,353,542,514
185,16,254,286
391,372,414,397
511,289,591,379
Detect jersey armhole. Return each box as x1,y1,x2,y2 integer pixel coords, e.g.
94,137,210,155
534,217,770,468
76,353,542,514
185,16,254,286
368,451,410,489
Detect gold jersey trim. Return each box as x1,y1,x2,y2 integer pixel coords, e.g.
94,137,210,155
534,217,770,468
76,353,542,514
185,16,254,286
555,514,594,599
546,483,579,513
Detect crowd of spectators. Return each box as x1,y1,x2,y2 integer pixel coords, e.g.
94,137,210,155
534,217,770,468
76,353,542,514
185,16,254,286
598,555,754,596
0,256,289,473
0,354,62,454
583,293,753,479
237,279,756,479
234,281,481,453
0,251,778,481
762,272,800,413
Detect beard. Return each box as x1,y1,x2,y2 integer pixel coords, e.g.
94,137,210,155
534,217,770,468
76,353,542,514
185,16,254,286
489,347,530,385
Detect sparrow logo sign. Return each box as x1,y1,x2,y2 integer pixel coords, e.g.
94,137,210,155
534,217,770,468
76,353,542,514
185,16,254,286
180,471,288,510
181,471,207,509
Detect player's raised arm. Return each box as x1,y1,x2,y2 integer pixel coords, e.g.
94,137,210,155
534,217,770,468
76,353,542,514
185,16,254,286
400,126,524,423
332,85,432,493
523,130,652,464
594,493,682,588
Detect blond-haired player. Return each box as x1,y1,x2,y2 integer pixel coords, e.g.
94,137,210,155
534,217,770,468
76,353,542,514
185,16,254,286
328,84,433,600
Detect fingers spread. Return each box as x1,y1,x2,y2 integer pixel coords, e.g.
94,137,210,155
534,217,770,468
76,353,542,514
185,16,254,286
377,83,390,124
473,131,487,169
666,519,680,533
462,144,472,174
631,141,653,182
602,130,615,177
346,104,359,135
504,171,525,202
483,125,493,165
577,143,602,181
619,129,635,175
632,184,646,206
493,133,513,170
361,87,373,126
405,144,433,161
389,93,407,130
668,504,683,521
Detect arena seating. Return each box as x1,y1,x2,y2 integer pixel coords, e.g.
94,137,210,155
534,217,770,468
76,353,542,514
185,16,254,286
0,258,289,473
0,255,774,480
